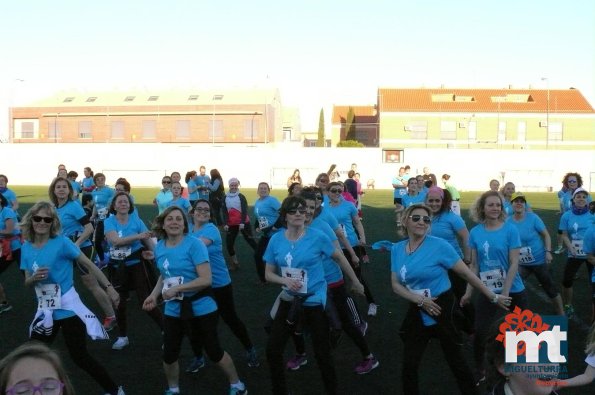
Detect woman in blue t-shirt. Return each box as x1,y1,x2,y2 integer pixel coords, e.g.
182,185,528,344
264,196,338,395
143,206,247,395
104,192,163,351
464,190,527,385
0,193,21,313
19,201,124,395
253,182,281,284
391,204,511,395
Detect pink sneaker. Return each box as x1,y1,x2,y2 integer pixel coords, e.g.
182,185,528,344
354,356,379,374
286,354,307,371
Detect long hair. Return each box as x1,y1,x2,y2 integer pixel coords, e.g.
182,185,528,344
562,172,583,189
0,341,75,395
48,177,73,206
470,190,505,223
278,196,306,228
152,206,189,240
399,204,432,238
20,202,62,242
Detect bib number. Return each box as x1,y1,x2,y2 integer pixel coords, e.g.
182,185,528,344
281,267,308,294
519,246,535,264
407,287,432,299
97,207,108,220
162,276,184,300
35,284,61,310
109,246,132,260
258,216,270,229
480,269,506,293
572,240,585,257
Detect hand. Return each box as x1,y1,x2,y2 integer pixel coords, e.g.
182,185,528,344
107,287,120,308
496,294,513,310
142,250,155,260
422,298,441,316
358,239,367,246
34,268,50,282
162,287,178,301
239,223,245,230
545,251,553,265
142,295,157,311
460,292,472,307
351,281,365,296
138,231,151,240
284,277,302,292
351,253,360,267
223,225,229,232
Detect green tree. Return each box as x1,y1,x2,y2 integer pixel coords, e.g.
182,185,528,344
337,140,364,147
317,108,325,147
345,106,356,141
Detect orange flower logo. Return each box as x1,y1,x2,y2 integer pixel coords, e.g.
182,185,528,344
495,307,550,356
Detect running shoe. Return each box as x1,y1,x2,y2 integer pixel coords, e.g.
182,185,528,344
185,356,206,373
367,303,378,317
105,386,125,395
554,245,565,255
103,316,117,331
354,356,379,374
246,347,260,367
286,354,308,371
112,336,129,350
474,370,486,386
164,390,180,395
0,302,13,314
229,386,248,395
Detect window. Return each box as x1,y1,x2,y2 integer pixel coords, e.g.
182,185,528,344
440,121,457,140
383,149,404,163
48,120,62,139
86,97,97,103
548,122,563,141
498,121,507,142
124,96,135,102
243,119,259,139
209,120,223,139
78,121,92,139
355,130,369,143
63,97,74,103
517,121,526,142
188,95,199,101
148,96,159,101
142,120,157,139
111,121,124,139
468,121,477,140
404,121,428,139
175,120,191,139
20,122,35,139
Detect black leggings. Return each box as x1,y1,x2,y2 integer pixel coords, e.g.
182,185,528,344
94,220,106,260
342,246,375,304
253,235,271,283
31,316,118,394
163,312,224,364
225,225,257,257
266,301,336,395
0,249,21,276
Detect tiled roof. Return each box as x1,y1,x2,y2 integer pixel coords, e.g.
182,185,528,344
377,88,594,113
332,105,377,123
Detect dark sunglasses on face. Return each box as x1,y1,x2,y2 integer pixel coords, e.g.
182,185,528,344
287,209,307,215
33,215,53,223
162,180,171,184
568,179,577,183
329,188,342,193
409,215,431,224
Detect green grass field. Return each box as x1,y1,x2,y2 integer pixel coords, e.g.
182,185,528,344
1,187,593,394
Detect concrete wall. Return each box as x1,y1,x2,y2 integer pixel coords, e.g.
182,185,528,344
1,143,593,192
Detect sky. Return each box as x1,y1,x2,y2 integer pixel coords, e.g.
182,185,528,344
1,0,594,141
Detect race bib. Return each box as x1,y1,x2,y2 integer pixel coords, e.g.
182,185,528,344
35,284,61,310
162,276,184,300
258,216,270,229
480,268,506,293
407,286,432,299
572,240,585,257
281,267,308,294
518,246,535,264
97,207,108,220
109,246,132,260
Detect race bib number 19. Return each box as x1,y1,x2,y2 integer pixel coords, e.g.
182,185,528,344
480,269,506,293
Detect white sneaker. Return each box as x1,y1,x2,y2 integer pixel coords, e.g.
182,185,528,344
367,303,378,317
104,386,125,395
112,337,129,350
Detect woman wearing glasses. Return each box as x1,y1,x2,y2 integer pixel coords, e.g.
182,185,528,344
264,196,339,395
554,173,592,254
462,190,526,385
391,204,511,395
19,202,125,395
326,181,377,316
143,206,247,395
154,176,173,215
0,342,75,395
104,192,163,351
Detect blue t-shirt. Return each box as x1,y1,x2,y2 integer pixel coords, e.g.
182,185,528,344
583,226,595,283
402,193,426,208
195,175,211,200
254,195,281,233
392,177,407,199
429,211,467,258
264,227,333,306
391,236,460,326
0,206,21,250
57,200,92,248
81,177,95,194
310,216,342,284
561,191,593,212
104,214,148,266
187,178,199,201
92,187,115,220
190,223,231,288
69,180,81,196
20,236,81,320
1,189,17,209
469,222,524,294
167,197,191,213
326,200,359,247
506,212,547,266
155,190,173,214
155,236,217,318
559,211,595,259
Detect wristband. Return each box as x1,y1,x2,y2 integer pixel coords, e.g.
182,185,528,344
491,294,499,304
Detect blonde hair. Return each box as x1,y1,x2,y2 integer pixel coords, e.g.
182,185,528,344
470,191,505,223
20,201,62,242
399,204,432,238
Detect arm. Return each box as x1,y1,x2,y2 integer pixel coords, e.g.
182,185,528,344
330,246,364,295
143,275,164,311
390,272,442,316
352,214,366,246
561,230,579,257
538,228,553,265
265,263,302,292
163,262,212,300
452,260,511,309
105,229,151,247
461,249,479,304
74,222,94,247
334,227,359,265
0,218,14,236
559,364,595,388
456,227,471,263
501,248,520,296
75,253,120,306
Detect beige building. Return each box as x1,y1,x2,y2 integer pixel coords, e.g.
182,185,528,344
9,89,284,144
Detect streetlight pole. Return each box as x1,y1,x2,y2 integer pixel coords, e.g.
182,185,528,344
541,77,549,149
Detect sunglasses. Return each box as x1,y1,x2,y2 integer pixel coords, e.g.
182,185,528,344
329,188,342,193
287,209,307,215
33,215,53,224
427,199,441,203
162,180,171,184
409,215,431,224
193,208,210,213
568,179,577,183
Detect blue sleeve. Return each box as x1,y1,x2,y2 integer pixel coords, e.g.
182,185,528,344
559,212,569,231
508,224,521,249
190,237,210,265
584,227,595,254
